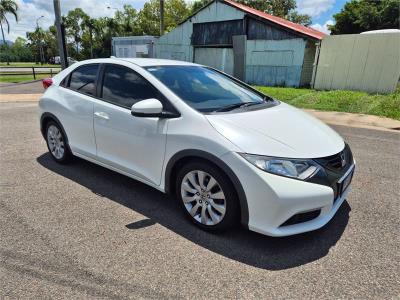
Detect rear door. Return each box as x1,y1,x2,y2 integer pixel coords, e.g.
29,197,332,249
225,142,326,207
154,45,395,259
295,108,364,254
93,64,168,185
60,64,99,158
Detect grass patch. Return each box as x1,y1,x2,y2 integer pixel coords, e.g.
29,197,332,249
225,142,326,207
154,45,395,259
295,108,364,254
0,62,60,68
0,74,50,83
254,86,400,120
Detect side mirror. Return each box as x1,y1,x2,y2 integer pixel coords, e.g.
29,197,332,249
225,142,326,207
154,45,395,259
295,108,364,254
131,98,163,117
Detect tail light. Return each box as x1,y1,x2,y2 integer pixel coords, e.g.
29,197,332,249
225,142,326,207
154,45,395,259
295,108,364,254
42,78,53,90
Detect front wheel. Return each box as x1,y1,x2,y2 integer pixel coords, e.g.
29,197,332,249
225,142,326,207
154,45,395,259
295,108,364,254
176,161,239,231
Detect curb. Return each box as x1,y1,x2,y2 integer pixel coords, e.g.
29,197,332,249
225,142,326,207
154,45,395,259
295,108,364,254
305,109,400,132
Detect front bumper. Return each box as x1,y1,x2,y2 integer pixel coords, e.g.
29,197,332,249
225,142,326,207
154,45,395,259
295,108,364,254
220,152,354,237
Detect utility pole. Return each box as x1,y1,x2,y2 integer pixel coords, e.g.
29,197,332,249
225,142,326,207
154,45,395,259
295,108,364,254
160,0,164,36
53,0,68,69
36,16,44,65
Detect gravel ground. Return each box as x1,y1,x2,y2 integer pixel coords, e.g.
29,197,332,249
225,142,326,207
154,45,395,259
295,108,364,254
0,102,399,299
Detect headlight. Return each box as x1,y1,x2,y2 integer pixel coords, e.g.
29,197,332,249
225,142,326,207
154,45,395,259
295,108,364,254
240,154,321,180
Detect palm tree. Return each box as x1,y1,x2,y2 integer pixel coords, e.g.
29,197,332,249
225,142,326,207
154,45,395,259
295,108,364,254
82,16,95,58
0,0,18,65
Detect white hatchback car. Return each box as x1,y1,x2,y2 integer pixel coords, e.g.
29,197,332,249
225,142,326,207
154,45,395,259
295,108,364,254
39,58,355,237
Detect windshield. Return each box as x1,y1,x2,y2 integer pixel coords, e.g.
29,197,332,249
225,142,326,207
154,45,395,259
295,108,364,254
145,65,269,113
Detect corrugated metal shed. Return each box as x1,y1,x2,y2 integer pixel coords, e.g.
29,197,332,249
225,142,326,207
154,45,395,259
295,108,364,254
156,0,325,87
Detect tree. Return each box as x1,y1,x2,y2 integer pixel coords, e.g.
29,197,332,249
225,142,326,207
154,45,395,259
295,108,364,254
64,8,90,59
329,0,400,34
0,0,18,64
12,37,33,61
248,0,296,16
0,0,17,41
138,0,190,35
26,27,45,63
165,0,191,31
138,0,160,35
288,11,312,26
83,17,119,58
114,4,141,36
0,37,34,62
190,0,210,13
42,26,58,61
81,17,96,58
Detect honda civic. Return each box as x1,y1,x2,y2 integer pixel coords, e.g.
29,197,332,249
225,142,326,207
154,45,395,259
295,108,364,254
39,58,355,236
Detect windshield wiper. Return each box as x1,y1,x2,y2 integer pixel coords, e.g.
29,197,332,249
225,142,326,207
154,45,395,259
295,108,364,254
213,102,260,112
263,95,273,102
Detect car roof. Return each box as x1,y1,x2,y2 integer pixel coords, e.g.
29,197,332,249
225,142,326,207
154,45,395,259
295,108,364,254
76,57,200,67
120,58,199,67
51,58,201,86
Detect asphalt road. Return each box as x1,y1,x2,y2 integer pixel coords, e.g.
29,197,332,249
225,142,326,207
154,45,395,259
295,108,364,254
0,81,44,94
0,102,399,299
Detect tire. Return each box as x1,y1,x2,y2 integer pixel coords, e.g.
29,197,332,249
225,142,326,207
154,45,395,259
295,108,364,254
45,120,72,164
175,160,239,231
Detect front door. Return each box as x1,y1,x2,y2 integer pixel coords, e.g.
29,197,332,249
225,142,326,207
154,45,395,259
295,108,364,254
93,64,168,186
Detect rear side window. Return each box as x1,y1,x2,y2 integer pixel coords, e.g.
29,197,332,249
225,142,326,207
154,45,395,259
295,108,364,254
101,65,158,108
68,64,99,96
60,75,68,87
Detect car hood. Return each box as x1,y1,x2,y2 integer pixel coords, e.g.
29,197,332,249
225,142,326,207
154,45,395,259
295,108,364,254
206,102,344,158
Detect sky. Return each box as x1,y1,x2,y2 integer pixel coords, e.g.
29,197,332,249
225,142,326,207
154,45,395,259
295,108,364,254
4,0,348,42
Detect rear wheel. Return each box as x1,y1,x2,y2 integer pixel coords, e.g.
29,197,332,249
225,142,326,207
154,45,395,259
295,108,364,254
45,121,71,163
176,161,239,231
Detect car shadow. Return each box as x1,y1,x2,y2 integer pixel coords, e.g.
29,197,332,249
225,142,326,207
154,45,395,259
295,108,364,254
37,153,350,270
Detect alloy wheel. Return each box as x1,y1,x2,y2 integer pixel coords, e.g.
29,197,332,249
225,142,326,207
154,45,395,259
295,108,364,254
47,124,65,160
180,170,226,226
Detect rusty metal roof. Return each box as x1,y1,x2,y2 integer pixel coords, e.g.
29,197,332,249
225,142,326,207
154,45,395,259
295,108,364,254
223,0,326,40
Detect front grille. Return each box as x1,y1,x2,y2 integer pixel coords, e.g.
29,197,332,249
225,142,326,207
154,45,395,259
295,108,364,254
306,144,354,201
280,209,321,227
326,154,343,170
314,144,353,172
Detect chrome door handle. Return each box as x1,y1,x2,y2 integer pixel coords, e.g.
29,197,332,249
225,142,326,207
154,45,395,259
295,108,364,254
94,111,109,120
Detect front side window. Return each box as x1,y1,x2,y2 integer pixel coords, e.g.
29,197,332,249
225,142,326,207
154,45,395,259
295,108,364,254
101,65,158,108
68,64,98,96
145,65,274,113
